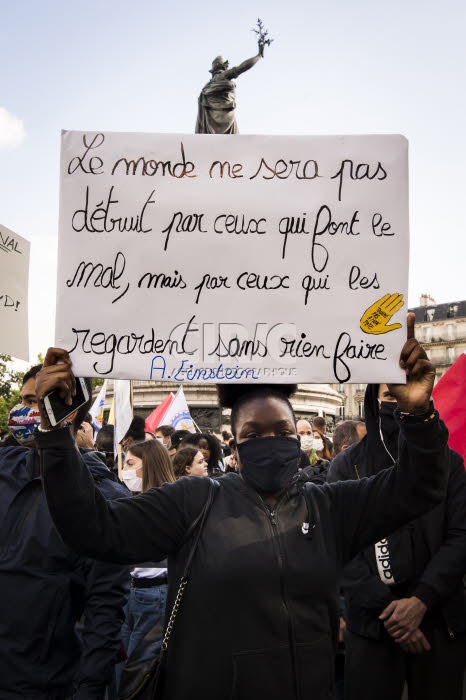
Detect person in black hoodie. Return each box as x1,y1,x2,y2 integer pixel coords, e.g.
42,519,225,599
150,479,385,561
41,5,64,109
0,365,130,700
37,319,451,700
327,382,466,700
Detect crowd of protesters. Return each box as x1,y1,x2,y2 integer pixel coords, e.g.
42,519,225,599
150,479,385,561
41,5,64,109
1,321,465,700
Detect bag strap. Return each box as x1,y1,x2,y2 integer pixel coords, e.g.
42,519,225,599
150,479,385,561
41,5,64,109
161,478,218,653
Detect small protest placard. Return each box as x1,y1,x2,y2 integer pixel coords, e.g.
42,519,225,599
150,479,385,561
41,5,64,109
56,132,409,383
0,223,30,361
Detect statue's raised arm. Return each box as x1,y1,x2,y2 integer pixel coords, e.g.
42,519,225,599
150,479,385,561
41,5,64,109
195,19,272,134
223,52,262,81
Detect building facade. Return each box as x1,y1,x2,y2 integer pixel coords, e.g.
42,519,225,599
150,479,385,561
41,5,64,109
409,295,466,381
330,382,366,422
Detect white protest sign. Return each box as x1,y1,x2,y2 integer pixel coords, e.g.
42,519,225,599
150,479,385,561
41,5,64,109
0,223,30,361
56,132,409,383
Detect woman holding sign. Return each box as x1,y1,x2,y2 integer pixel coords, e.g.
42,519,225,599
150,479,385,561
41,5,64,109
36,314,448,700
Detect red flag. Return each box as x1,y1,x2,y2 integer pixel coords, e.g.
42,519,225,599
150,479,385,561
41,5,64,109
145,393,175,433
432,352,466,462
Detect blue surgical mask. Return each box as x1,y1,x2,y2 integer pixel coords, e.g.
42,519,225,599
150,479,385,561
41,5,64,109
237,436,300,493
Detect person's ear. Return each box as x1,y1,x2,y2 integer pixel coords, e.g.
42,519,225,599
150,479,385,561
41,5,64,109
68,410,78,422
185,465,192,475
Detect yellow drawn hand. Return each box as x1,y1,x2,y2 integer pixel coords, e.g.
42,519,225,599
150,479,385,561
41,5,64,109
360,293,405,335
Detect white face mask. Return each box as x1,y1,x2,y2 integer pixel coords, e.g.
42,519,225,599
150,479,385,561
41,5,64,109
156,437,165,445
313,438,324,453
122,469,143,493
300,435,314,452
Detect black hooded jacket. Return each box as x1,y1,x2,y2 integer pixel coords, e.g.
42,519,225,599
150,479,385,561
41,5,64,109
0,444,130,700
327,385,466,639
38,415,449,700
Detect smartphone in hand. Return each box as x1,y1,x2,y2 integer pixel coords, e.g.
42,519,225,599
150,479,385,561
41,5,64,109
42,377,90,427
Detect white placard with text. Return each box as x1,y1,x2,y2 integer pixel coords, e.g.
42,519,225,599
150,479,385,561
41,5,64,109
0,223,30,361
56,132,409,383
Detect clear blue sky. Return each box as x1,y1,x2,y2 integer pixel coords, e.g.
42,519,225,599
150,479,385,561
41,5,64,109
1,0,465,364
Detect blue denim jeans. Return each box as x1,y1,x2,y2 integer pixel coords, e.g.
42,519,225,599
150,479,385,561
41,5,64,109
121,582,168,659
114,581,168,693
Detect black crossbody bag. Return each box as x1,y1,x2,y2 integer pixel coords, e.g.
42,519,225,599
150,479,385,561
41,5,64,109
118,478,218,700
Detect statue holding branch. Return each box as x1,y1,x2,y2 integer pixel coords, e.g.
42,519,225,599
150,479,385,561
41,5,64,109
195,19,273,135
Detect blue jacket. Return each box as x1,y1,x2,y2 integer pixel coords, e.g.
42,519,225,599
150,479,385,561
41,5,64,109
0,444,130,700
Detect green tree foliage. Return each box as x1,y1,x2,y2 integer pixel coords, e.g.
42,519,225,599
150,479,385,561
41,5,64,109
0,354,23,436
0,354,23,400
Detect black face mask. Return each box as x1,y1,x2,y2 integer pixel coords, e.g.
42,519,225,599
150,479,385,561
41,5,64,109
379,400,397,426
237,436,300,494
378,400,399,461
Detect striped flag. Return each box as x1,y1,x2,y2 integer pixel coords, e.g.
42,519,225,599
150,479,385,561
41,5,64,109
89,379,108,432
145,392,175,433
158,386,195,433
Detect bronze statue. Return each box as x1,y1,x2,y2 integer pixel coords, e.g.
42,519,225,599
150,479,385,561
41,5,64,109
195,19,273,135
